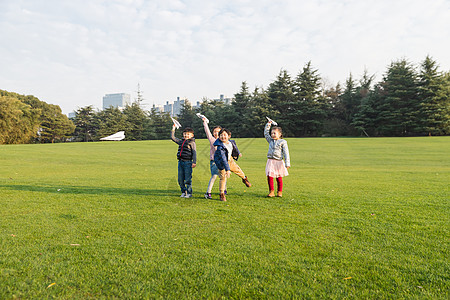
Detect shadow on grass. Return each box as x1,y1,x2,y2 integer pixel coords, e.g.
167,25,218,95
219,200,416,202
0,183,266,202
0,183,180,196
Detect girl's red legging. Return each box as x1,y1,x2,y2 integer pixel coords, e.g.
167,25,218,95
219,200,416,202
267,176,283,192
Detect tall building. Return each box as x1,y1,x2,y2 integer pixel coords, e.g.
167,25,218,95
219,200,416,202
102,93,130,110
164,97,190,116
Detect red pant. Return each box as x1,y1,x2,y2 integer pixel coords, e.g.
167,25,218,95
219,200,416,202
267,176,283,192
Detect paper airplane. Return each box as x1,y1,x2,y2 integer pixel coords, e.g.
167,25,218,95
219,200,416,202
266,116,278,126
196,113,209,123
100,131,125,141
171,117,182,129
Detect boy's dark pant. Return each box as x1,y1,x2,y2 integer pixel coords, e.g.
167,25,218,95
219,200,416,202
178,160,193,194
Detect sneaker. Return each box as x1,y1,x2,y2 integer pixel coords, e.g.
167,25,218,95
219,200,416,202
224,189,227,195
267,190,275,197
185,194,192,198
180,192,186,198
204,193,212,199
277,191,282,197
242,176,252,187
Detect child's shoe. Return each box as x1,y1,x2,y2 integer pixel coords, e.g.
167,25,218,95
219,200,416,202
277,191,282,197
185,194,192,198
180,192,186,198
267,190,275,197
242,176,252,187
204,193,212,199
220,193,226,202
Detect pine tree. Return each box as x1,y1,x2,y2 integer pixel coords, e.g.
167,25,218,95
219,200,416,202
377,59,420,136
418,56,450,135
73,106,97,142
267,70,295,136
291,61,327,136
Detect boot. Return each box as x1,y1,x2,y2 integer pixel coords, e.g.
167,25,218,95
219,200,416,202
267,190,275,197
242,176,252,187
220,192,227,202
277,191,282,197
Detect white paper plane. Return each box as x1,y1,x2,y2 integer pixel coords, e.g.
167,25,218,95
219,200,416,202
100,131,125,141
196,113,209,123
171,117,182,129
266,116,278,126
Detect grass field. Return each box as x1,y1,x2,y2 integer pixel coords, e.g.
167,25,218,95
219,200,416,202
1,137,449,299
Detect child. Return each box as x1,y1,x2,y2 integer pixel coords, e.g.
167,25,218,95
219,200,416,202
214,128,251,201
201,117,223,199
264,121,290,197
171,125,197,198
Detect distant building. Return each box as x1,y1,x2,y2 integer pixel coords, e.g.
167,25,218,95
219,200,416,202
164,97,190,116
152,104,164,113
214,94,233,105
68,112,76,119
102,93,130,110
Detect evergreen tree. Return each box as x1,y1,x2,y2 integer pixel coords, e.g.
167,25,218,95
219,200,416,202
323,82,348,136
377,59,420,136
123,102,147,141
38,104,75,143
232,82,254,137
418,56,450,135
267,70,295,135
352,86,384,137
291,61,327,136
246,86,272,137
73,106,97,142
146,109,172,140
178,102,198,129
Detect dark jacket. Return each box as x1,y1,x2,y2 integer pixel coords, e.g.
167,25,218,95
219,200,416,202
171,131,197,163
213,139,240,171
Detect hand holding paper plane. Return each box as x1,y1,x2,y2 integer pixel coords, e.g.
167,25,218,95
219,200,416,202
266,116,278,126
196,113,209,123
171,117,182,129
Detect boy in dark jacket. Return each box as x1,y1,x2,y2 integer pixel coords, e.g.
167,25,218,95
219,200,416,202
213,128,251,201
171,125,197,198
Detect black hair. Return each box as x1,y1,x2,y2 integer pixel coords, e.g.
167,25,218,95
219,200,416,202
219,128,231,137
183,127,194,134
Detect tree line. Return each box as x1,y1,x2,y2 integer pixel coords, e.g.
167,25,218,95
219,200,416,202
1,56,449,144
72,56,450,141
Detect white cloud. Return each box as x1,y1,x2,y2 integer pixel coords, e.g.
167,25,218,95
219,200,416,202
0,0,449,113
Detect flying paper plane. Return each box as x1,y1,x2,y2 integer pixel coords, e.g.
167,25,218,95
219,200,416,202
196,113,209,123
100,131,125,141
171,117,182,129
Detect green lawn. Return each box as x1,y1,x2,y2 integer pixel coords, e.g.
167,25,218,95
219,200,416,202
1,137,449,299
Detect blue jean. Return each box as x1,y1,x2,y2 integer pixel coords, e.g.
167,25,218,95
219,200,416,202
210,160,219,176
178,160,193,194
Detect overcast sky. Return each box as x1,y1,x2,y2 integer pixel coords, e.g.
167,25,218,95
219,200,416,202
1,0,449,114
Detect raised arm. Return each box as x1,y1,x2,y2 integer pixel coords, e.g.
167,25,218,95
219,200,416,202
203,120,215,143
264,122,272,142
171,127,181,144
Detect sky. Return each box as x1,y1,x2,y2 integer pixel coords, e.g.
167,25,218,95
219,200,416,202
1,0,450,114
